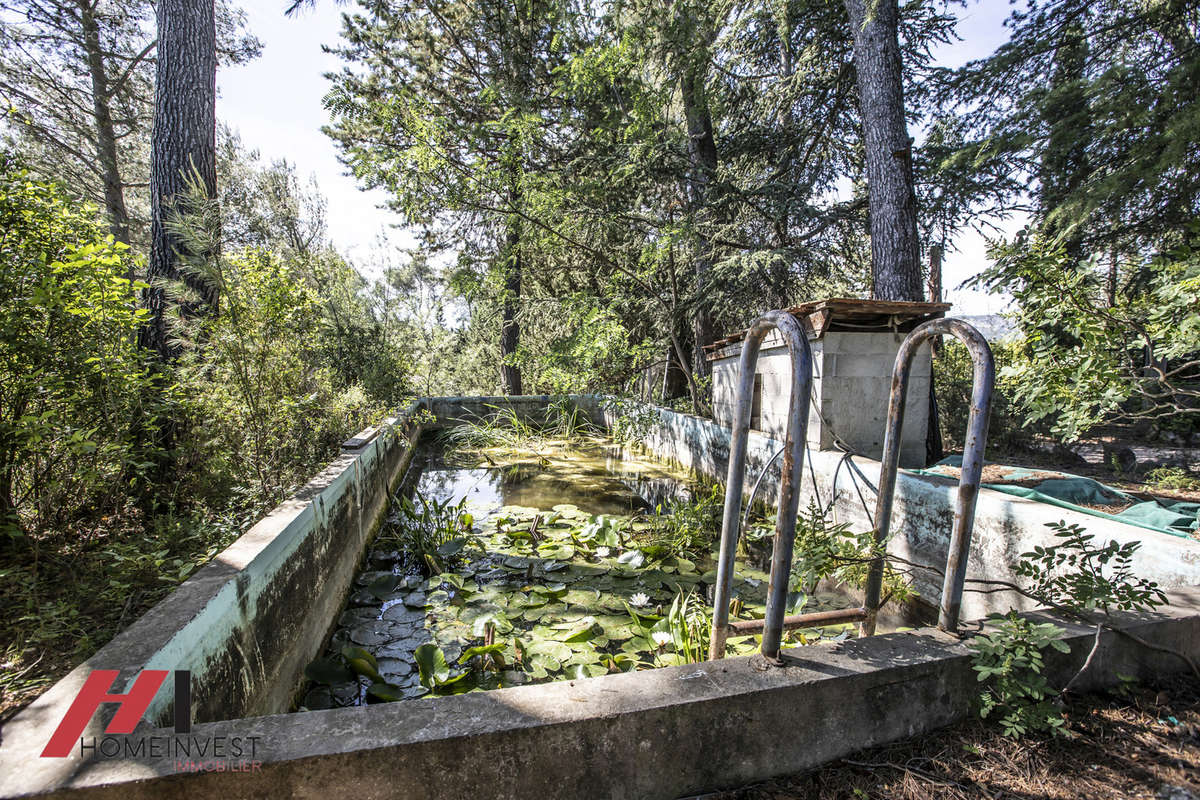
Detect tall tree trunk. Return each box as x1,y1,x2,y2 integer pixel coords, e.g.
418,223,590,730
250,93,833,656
500,208,523,395
78,0,131,246
844,0,922,301
141,0,218,361
925,243,944,466
680,68,719,378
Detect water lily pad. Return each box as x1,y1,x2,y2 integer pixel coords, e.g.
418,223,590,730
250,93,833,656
376,658,414,680
363,573,402,599
349,621,403,647
341,645,382,682
468,610,514,636
304,657,353,685
564,587,602,607
302,686,335,710
366,682,405,703
338,607,380,627
568,663,608,680
528,639,573,662
402,591,428,608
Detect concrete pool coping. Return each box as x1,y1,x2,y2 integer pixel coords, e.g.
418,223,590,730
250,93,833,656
2,592,1198,799
4,394,1200,798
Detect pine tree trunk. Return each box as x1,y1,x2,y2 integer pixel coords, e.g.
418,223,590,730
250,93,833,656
141,0,218,361
844,0,922,301
78,0,131,247
680,68,719,378
500,206,523,395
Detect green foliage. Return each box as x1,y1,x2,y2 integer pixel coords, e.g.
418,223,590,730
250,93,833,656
603,396,659,446
969,613,1070,738
969,522,1168,738
0,157,151,536
1015,521,1167,614
413,642,471,693
973,236,1200,440
172,246,387,509
934,338,1040,453
380,492,471,576
1145,467,1200,493
659,588,710,665
443,400,597,454
747,500,910,605
637,485,723,561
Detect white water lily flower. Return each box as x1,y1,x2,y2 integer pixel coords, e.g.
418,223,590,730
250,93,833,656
595,546,612,558
629,592,650,608
651,630,673,649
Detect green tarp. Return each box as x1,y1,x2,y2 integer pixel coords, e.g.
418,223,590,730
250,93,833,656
917,456,1199,539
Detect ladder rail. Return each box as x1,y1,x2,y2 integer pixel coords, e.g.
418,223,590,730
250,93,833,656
709,310,814,663
861,317,995,636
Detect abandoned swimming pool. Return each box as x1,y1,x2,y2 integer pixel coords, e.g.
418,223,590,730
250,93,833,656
299,432,864,709
3,395,1199,800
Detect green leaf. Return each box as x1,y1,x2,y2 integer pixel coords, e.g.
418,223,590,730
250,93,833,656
414,642,451,689
304,657,354,685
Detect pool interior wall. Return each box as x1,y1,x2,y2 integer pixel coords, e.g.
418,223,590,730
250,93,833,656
3,394,1200,799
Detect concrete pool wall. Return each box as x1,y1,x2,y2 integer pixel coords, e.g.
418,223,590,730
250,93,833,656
578,395,1200,619
3,393,1200,799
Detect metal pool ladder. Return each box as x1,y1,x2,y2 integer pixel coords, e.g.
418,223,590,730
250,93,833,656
709,314,995,664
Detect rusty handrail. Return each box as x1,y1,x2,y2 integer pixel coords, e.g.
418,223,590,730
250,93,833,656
709,310,814,663
860,318,994,636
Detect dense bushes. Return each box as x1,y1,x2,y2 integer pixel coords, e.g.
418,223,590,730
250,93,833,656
934,338,1042,456
0,158,152,538
0,158,401,711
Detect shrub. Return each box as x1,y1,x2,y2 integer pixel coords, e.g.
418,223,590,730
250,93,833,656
0,155,153,537
934,337,1041,454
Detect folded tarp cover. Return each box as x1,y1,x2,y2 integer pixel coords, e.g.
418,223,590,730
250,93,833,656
916,456,1199,539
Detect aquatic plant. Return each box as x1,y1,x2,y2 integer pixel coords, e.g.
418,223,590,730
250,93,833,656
634,484,723,560
442,399,598,455
413,643,472,693
380,491,471,575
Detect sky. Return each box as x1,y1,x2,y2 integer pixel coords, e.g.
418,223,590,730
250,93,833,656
218,0,1021,314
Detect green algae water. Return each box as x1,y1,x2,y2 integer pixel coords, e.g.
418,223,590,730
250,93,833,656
298,435,856,709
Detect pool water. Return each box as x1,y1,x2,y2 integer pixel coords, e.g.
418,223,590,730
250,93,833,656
298,436,856,710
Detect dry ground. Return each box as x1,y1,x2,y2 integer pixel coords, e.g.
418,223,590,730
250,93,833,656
711,676,1200,800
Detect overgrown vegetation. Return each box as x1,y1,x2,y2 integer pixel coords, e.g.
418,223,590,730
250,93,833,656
0,155,397,717
968,522,1170,738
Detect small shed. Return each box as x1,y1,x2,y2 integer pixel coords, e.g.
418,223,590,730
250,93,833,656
705,298,950,467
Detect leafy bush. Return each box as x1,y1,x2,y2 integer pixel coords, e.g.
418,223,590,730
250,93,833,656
969,522,1168,738
0,156,152,537
969,613,1070,738
173,248,387,509
973,235,1200,441
1146,467,1200,493
934,337,1039,454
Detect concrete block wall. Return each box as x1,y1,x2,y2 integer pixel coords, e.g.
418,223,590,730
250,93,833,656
711,330,931,467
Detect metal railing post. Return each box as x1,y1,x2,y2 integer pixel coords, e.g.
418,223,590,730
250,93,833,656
709,311,813,663
860,318,994,636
